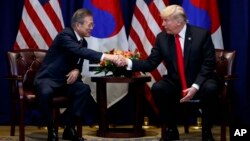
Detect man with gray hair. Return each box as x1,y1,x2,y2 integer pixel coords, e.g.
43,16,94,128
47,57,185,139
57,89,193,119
34,8,125,141
124,4,219,141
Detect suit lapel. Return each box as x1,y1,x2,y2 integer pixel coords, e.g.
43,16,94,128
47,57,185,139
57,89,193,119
168,35,178,71
166,28,192,72
184,25,192,69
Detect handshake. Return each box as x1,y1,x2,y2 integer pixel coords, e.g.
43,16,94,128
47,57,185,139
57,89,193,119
103,54,128,67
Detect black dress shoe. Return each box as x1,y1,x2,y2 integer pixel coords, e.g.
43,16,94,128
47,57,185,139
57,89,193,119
160,127,179,141
202,130,215,141
47,126,58,141
62,126,85,141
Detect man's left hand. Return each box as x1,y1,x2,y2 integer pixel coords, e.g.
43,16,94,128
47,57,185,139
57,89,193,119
66,69,80,84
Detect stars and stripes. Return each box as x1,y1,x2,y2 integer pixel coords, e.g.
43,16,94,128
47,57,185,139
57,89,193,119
128,0,169,113
13,0,64,50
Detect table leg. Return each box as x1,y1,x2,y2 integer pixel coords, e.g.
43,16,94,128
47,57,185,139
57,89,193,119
96,82,108,137
133,82,145,136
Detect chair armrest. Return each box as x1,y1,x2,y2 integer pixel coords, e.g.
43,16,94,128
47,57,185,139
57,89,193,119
223,74,237,81
17,81,25,99
6,75,24,81
187,99,200,103
6,75,25,99
218,74,237,98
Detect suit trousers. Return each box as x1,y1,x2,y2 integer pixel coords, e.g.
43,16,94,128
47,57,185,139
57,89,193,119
35,79,91,124
151,77,219,129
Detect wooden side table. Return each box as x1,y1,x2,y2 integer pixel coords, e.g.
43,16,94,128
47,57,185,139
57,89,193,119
91,76,151,138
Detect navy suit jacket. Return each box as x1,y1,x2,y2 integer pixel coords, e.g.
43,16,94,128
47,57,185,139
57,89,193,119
35,27,102,87
132,24,216,87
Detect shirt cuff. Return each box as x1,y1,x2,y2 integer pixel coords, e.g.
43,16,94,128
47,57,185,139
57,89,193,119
192,83,199,90
100,54,104,61
126,58,132,70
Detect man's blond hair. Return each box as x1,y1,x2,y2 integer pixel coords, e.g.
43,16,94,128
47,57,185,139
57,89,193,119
160,5,187,23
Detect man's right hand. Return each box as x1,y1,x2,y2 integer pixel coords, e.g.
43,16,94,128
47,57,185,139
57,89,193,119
103,54,127,66
114,55,127,66
179,86,198,103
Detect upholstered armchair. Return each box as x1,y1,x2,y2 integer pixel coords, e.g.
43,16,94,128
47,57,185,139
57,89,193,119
161,49,236,141
7,49,82,141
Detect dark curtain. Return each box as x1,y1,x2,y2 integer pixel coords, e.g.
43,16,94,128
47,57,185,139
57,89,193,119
0,0,24,123
220,0,250,127
0,0,249,130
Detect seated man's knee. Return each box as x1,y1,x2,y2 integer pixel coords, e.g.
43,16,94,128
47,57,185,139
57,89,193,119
38,87,54,99
201,80,220,101
151,82,165,93
83,84,91,92
77,83,91,96
203,82,219,94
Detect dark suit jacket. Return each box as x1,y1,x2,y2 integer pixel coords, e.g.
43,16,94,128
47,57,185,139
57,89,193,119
35,27,102,87
132,24,216,87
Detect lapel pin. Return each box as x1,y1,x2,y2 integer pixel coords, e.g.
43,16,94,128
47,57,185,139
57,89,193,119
188,37,191,40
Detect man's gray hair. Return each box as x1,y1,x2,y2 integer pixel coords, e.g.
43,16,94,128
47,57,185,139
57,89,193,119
71,8,93,28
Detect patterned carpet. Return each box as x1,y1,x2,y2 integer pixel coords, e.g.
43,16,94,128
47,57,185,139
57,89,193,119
0,125,229,141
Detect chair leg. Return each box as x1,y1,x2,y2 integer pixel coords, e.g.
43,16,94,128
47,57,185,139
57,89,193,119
19,100,25,141
10,101,16,136
161,123,166,139
221,124,226,141
183,104,190,133
184,124,189,133
77,124,82,137
53,108,60,133
220,87,229,141
10,124,15,136
220,98,228,141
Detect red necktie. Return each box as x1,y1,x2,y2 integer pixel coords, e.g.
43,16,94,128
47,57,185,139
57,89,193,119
175,34,187,97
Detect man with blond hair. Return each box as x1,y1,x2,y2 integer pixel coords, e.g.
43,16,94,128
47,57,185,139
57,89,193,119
124,4,219,141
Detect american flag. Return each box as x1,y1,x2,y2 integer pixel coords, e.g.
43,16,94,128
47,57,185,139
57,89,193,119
128,0,169,114
13,0,64,50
